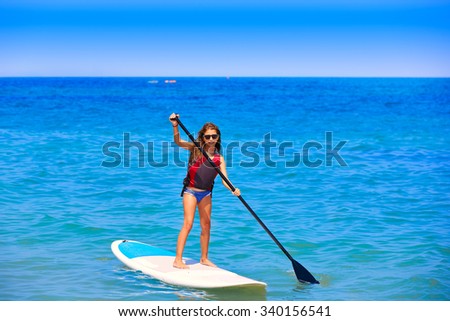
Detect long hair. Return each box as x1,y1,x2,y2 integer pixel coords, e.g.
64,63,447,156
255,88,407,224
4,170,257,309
189,122,221,164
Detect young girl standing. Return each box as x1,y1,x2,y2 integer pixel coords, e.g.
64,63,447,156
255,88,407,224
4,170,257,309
169,113,240,269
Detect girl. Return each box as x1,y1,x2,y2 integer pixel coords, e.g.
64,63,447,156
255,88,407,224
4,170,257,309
169,113,240,269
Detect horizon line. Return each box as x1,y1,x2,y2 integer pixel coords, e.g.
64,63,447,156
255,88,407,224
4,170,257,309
1,75,449,79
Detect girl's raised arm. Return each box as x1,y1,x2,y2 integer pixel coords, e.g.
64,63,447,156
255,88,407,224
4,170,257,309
169,113,194,150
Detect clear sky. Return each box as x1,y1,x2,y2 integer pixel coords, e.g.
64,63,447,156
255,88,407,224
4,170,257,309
1,0,450,77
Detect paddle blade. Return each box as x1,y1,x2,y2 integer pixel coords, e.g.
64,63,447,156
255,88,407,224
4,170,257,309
292,259,320,284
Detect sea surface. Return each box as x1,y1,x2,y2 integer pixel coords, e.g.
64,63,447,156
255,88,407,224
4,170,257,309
0,77,449,301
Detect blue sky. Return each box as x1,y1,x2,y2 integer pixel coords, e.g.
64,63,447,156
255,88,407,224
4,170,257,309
1,0,449,77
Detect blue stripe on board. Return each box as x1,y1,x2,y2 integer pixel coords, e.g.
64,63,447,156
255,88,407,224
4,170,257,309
118,241,174,259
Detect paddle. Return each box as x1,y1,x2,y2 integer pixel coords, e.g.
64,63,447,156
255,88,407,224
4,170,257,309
171,115,319,284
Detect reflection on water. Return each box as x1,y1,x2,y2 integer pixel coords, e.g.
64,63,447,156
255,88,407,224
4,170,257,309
176,286,267,301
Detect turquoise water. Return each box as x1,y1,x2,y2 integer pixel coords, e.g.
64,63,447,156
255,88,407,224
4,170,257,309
1,77,449,300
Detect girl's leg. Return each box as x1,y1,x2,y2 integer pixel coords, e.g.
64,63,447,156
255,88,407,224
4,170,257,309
173,193,197,269
198,195,216,267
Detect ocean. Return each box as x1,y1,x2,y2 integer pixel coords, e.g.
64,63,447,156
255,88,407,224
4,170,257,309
0,77,449,301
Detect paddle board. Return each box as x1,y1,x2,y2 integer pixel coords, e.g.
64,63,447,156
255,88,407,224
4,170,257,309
111,240,266,289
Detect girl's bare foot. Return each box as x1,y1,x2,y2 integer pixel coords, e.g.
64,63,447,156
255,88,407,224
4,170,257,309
173,259,189,269
200,258,217,267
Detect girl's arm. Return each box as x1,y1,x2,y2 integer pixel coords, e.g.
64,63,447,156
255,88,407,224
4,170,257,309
169,113,194,150
219,156,241,196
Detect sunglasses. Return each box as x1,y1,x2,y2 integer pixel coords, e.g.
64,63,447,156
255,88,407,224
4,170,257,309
203,134,219,140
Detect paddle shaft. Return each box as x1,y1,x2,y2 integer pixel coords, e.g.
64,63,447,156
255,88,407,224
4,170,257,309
174,117,295,261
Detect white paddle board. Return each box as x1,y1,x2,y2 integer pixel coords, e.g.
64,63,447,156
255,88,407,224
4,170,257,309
111,240,266,289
